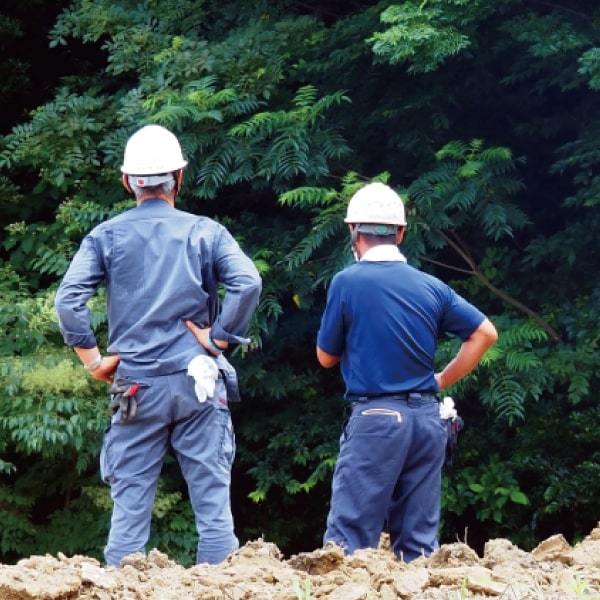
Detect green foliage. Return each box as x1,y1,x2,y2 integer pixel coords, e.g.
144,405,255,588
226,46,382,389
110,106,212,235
245,407,339,503
0,90,108,195
370,0,486,73
408,139,528,244
202,85,351,196
500,11,593,91
443,458,529,526
293,576,312,600
37,486,111,560
147,483,199,566
552,122,600,209
0,484,35,556
578,47,600,90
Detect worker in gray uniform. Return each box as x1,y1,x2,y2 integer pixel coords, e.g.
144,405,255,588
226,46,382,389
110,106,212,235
55,124,262,566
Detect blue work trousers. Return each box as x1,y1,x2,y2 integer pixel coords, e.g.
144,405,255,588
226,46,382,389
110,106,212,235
323,394,447,562
100,370,238,566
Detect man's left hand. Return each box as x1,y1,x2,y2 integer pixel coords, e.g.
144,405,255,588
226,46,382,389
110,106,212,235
91,355,120,384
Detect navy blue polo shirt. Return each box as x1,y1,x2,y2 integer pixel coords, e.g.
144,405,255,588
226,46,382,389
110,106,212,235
317,258,485,398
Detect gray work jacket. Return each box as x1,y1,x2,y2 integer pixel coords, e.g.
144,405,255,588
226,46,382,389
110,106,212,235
55,199,262,376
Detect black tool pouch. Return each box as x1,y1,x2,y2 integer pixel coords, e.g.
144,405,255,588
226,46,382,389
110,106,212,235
445,416,464,467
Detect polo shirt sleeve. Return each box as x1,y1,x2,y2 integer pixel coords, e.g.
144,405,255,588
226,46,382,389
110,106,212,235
441,287,486,341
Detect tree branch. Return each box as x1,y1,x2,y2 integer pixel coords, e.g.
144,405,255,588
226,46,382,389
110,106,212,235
524,0,592,22
435,229,562,342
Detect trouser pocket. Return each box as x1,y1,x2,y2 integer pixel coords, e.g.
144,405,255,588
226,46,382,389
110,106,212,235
214,379,235,469
99,425,113,484
218,412,236,469
360,407,403,422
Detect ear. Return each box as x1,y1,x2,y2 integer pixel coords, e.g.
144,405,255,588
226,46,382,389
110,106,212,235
122,174,133,194
173,169,184,196
396,226,406,244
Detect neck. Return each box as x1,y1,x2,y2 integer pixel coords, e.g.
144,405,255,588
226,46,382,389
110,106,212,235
137,195,175,207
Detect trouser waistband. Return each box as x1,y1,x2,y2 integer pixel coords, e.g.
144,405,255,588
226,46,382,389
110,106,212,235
346,392,438,403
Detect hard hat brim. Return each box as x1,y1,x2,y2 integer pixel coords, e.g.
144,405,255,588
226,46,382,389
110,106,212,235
120,160,188,175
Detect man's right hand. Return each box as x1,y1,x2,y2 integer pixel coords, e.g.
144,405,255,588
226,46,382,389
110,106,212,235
185,320,228,356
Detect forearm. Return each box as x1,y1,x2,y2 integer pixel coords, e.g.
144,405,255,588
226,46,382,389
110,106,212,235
74,347,102,369
316,346,340,368
437,318,498,390
72,347,120,384
437,343,484,389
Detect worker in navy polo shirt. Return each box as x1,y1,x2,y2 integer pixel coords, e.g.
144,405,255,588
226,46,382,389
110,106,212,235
316,182,498,562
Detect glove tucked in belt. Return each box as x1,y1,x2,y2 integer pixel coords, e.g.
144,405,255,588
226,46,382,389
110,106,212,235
187,355,219,403
187,354,242,404
440,396,464,467
110,379,144,422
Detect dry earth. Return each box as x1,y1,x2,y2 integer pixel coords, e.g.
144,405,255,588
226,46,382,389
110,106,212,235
1,524,600,599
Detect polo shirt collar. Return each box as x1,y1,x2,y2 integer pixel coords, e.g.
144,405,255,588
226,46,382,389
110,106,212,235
360,245,407,262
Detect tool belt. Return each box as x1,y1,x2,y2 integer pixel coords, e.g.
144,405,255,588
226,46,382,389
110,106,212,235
346,391,439,403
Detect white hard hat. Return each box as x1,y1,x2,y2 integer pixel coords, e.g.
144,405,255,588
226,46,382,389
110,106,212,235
344,182,407,226
121,124,188,175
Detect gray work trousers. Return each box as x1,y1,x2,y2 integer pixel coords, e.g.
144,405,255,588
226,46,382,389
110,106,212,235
100,370,238,566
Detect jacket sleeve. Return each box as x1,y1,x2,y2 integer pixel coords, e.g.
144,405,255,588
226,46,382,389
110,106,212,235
208,226,262,344
54,234,105,349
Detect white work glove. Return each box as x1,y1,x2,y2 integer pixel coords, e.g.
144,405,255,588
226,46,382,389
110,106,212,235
439,396,458,420
187,355,219,403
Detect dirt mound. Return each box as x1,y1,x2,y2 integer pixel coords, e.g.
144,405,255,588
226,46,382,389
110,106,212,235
1,524,599,599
